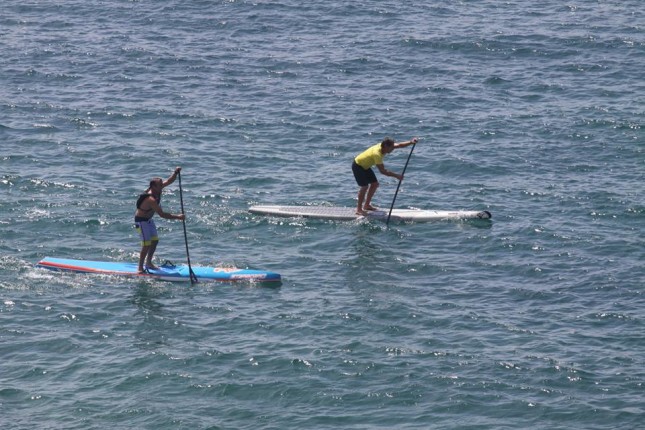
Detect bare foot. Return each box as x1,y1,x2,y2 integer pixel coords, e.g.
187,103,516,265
138,268,146,274
364,205,378,211
356,209,368,216
145,263,159,271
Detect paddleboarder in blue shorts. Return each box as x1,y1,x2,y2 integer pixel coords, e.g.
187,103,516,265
352,137,418,215
135,167,185,273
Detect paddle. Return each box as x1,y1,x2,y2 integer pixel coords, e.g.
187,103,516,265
386,140,417,226
177,171,198,284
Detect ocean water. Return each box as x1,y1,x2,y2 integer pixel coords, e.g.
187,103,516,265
1,1,643,429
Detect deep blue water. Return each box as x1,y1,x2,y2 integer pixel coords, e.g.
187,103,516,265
1,1,643,429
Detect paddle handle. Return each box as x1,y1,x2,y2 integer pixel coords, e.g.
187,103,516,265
386,142,417,225
177,171,198,284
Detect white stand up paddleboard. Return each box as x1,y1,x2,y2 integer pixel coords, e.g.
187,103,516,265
249,205,491,222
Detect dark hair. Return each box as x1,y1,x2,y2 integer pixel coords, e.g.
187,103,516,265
149,177,163,189
381,137,395,147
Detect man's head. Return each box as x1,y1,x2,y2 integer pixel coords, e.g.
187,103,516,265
380,137,395,154
149,177,163,194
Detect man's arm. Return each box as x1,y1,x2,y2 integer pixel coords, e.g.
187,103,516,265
376,164,403,181
162,167,182,188
148,197,184,220
394,137,419,149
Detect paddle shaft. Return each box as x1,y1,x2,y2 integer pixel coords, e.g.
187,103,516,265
386,143,416,225
177,171,198,283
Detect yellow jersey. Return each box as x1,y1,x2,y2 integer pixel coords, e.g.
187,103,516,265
354,143,384,169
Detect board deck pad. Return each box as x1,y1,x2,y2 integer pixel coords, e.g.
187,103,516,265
36,257,281,283
249,205,491,222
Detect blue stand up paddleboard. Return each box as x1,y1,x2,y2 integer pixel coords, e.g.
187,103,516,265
36,257,281,284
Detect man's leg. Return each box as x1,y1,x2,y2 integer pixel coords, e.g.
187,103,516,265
356,186,368,215
145,239,159,270
364,181,379,210
138,245,149,273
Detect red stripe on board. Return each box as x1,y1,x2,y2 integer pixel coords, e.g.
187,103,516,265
38,261,146,277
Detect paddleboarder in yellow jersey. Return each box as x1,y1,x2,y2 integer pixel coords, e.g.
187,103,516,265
352,137,418,216
134,167,185,274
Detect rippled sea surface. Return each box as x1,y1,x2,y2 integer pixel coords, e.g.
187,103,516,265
1,1,643,429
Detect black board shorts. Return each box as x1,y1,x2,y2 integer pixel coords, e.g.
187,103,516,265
352,161,378,187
